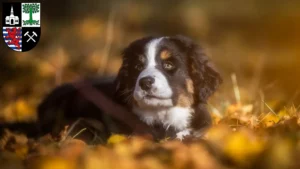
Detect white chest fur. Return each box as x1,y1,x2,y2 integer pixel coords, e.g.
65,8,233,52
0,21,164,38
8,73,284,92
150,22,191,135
133,106,193,132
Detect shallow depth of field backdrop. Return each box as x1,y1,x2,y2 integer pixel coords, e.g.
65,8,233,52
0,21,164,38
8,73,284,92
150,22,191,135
0,0,300,169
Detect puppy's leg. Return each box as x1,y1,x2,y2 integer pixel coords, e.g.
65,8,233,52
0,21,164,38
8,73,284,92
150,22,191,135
190,103,212,138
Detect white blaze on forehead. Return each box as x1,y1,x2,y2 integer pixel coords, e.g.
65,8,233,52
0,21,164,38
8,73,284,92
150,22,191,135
146,38,163,68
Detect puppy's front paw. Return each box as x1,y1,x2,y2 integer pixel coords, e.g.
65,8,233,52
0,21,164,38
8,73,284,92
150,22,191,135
176,129,191,140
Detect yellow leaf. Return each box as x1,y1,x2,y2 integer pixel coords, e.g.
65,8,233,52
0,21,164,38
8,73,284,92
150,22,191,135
38,157,75,169
15,99,35,120
15,145,28,159
261,113,280,127
159,137,171,143
107,134,127,145
223,129,265,165
2,99,36,121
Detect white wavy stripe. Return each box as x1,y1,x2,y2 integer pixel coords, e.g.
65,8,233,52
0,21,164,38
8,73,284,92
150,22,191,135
4,40,22,42
8,45,22,47
3,32,22,34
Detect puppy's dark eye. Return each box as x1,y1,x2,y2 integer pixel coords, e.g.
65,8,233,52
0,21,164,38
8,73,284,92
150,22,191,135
163,61,175,70
135,64,144,71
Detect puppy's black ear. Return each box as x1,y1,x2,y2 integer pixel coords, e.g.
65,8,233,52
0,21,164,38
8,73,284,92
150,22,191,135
114,53,130,103
172,35,222,103
114,36,155,104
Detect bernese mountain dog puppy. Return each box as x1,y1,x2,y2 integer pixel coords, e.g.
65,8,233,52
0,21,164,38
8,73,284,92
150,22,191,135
114,35,222,139
0,35,222,141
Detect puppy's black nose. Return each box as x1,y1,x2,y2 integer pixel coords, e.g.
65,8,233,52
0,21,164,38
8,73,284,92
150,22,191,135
139,76,155,91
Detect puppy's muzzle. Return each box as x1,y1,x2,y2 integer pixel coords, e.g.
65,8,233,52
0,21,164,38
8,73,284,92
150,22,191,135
139,76,155,91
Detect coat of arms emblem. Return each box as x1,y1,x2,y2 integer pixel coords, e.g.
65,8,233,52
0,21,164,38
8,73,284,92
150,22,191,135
2,2,41,52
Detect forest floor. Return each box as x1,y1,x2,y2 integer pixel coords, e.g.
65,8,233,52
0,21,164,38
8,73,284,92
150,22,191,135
0,84,299,169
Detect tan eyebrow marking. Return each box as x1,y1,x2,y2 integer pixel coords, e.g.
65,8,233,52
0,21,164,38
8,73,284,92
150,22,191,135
160,50,171,60
186,79,194,94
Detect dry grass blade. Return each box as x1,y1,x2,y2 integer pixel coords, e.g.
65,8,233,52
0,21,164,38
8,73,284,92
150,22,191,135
259,90,265,114
72,128,87,139
262,100,278,117
231,73,241,104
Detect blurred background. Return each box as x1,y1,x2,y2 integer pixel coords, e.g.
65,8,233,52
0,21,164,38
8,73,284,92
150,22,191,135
1,0,300,122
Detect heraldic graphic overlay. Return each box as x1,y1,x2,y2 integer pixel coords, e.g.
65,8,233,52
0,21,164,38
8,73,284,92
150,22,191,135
2,2,41,52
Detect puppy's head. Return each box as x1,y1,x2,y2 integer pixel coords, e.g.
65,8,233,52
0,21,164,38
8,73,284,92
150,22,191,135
115,35,222,110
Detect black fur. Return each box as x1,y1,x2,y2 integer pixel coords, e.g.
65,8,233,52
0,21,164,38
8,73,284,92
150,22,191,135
168,35,222,132
170,35,222,103
1,77,133,142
